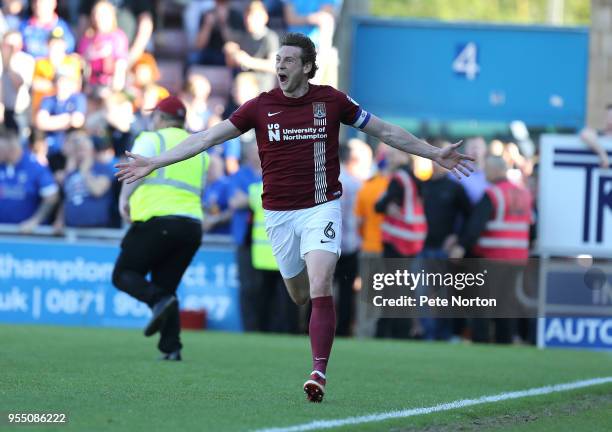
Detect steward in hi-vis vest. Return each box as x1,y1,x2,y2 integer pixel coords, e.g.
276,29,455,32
112,96,208,361
248,181,278,271
452,155,532,344
376,165,427,257
455,155,532,262
247,180,299,333
471,180,531,261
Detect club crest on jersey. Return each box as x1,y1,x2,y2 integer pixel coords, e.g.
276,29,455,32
313,102,326,118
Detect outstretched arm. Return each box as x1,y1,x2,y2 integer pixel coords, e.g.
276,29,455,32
116,120,242,183
362,114,475,178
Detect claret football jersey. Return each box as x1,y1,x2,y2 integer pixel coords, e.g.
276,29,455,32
229,84,371,210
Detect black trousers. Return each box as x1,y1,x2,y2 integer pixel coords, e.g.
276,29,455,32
112,216,202,353
257,269,299,334
334,252,359,336
237,244,259,332
471,263,523,344
376,243,413,339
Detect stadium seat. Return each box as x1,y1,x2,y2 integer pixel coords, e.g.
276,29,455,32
154,29,189,60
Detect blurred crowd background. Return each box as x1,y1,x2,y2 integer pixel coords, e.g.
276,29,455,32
0,0,605,343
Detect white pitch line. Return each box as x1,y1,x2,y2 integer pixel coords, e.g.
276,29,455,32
254,376,612,432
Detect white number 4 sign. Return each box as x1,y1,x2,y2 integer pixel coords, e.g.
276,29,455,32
453,42,480,80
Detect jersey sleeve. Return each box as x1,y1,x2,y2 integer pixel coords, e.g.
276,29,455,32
229,97,259,133
36,163,58,198
335,89,371,129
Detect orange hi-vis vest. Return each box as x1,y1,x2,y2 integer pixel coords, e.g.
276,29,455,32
473,180,532,261
381,169,426,256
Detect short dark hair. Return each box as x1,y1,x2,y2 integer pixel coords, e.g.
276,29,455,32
159,111,185,128
280,32,318,79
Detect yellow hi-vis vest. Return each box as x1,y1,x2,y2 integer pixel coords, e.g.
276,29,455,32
248,182,278,271
129,128,209,222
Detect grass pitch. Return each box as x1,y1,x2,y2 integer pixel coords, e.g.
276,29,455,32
1,324,611,431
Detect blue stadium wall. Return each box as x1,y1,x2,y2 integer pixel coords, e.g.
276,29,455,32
0,236,242,331
349,18,589,128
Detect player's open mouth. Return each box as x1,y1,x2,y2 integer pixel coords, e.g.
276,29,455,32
278,73,288,83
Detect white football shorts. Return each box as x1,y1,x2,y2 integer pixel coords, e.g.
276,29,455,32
264,199,342,279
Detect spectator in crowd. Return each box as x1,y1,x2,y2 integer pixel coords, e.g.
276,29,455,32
83,88,134,158
129,55,171,135
0,130,58,232
105,91,134,156
202,153,232,234
580,104,612,169
128,52,169,114
35,67,86,158
489,139,504,157
1,30,34,142
375,147,425,339
282,0,340,85
29,128,48,165
227,141,262,332
224,0,279,90
448,155,532,344
354,142,390,338
20,0,75,58
0,9,9,37
248,178,299,333
497,141,527,185
334,139,371,336
130,83,162,136
57,131,114,229
93,133,117,167
375,147,425,258
31,27,82,116
83,89,106,138
415,139,472,341
77,0,128,92
451,136,488,204
206,114,240,175
92,135,122,228
1,0,26,34
78,0,154,65
209,72,260,176
192,0,244,66
443,138,486,341
183,0,214,56
222,71,260,119
182,72,215,133
263,0,287,31
419,140,472,257
282,0,339,50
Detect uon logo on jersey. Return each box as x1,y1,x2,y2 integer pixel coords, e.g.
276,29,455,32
267,123,280,142
313,102,326,118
